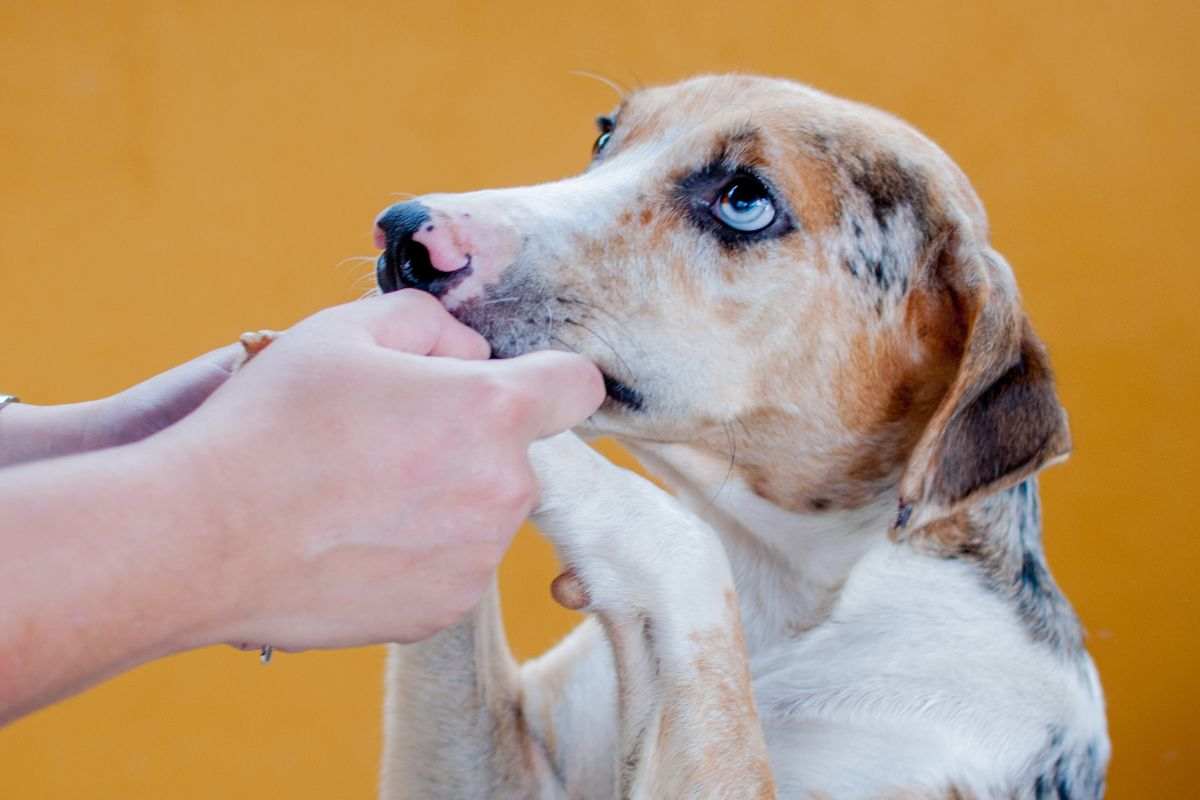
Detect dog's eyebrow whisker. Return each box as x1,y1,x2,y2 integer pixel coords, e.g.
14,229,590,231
627,68,646,93
388,191,419,201
568,69,628,100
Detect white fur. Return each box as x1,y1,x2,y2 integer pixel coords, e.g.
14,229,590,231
632,444,1107,797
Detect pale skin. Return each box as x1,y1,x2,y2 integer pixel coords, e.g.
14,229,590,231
0,289,604,727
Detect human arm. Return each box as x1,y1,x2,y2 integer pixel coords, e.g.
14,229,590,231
0,291,604,726
0,343,241,469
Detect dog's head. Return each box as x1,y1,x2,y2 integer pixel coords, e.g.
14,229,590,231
375,75,1069,529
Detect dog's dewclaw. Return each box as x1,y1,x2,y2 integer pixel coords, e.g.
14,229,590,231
550,569,591,611
236,329,280,369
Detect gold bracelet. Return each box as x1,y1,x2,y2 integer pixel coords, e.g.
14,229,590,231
0,395,19,412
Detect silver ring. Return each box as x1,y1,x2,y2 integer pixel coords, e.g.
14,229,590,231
259,645,273,664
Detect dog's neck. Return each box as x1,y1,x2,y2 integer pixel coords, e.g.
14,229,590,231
625,440,895,655
626,438,1087,665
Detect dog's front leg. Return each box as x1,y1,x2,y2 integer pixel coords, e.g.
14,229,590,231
380,582,562,799
531,433,776,800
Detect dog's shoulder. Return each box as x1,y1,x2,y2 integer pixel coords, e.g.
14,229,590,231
894,478,1086,657
752,479,1109,797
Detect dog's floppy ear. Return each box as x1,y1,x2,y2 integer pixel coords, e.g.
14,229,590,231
896,232,1070,532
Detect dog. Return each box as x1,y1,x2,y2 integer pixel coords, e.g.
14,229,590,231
337,73,1110,798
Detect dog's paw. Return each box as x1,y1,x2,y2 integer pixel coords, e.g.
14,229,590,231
528,432,618,511
234,329,280,371
530,433,731,615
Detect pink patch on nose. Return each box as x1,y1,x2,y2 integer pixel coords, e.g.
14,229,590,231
413,225,471,273
373,223,387,250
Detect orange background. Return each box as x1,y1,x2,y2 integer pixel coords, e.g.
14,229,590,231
1,2,1196,797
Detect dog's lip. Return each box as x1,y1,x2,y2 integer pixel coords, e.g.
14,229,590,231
601,373,644,411
375,252,399,294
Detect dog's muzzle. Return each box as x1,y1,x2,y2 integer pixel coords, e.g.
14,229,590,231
374,201,473,297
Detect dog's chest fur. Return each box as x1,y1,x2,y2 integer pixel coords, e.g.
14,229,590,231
631,441,1109,798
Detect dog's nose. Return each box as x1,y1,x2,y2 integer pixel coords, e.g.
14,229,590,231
374,202,472,297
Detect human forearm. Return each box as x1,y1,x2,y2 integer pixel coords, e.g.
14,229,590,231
0,292,603,728
0,440,228,726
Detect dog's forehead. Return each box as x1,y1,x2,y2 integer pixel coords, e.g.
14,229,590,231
623,75,803,118
615,76,821,154
615,75,985,232
619,76,891,151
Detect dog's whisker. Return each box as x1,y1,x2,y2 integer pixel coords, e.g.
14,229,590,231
558,295,625,329
337,255,381,272
563,318,635,380
350,271,378,288
476,296,523,307
704,421,739,507
549,334,583,357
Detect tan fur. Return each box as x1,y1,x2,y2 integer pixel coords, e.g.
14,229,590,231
652,591,774,799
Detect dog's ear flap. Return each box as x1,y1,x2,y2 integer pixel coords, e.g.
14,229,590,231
895,235,1071,532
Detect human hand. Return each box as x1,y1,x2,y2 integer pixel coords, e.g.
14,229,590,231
149,290,604,652
92,344,244,447
0,343,243,469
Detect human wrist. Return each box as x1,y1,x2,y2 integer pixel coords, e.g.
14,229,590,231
124,429,254,654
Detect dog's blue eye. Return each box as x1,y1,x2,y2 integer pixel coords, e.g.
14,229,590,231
593,131,612,155
713,177,776,232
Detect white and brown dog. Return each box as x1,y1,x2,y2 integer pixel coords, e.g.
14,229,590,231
292,74,1111,798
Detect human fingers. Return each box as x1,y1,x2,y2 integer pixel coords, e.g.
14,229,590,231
485,351,606,440
299,290,486,357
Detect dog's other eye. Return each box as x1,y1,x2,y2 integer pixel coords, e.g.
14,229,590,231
713,176,776,232
593,115,615,156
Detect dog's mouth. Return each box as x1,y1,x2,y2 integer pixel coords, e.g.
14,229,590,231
601,374,644,411
374,259,645,413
